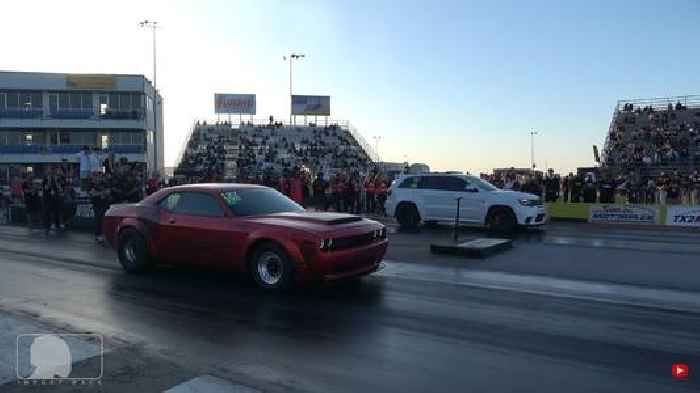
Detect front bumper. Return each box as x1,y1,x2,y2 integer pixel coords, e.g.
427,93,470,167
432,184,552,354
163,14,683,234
515,205,548,226
296,239,389,283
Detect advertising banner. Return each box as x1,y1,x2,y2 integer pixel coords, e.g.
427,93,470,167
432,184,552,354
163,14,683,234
665,206,700,227
66,75,115,90
589,204,659,225
215,94,256,114
291,95,330,116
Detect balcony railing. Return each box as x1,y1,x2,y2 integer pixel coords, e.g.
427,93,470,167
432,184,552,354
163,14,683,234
0,108,44,119
0,107,144,121
0,144,144,154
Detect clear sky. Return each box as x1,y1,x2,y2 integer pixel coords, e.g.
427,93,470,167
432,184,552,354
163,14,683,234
4,0,700,174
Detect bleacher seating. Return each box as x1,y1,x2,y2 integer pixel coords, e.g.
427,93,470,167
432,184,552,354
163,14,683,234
174,121,377,182
602,96,700,177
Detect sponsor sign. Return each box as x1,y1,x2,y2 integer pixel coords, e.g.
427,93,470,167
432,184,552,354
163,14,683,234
214,94,256,114
75,203,95,219
666,206,700,227
291,95,330,116
66,75,115,90
589,204,659,225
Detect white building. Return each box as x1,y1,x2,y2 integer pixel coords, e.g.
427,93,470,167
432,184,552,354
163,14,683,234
0,71,164,185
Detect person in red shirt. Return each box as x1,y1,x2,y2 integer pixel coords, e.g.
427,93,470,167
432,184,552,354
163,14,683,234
290,173,304,206
279,174,290,197
375,177,388,216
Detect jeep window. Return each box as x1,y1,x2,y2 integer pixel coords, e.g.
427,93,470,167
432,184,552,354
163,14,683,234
398,176,419,188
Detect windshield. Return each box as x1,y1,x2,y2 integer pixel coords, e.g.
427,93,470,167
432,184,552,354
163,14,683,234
220,188,304,217
467,176,499,192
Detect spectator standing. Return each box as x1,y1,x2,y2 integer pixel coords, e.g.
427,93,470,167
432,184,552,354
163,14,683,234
89,173,112,243
691,171,700,205
312,173,327,210
41,167,65,233
562,175,570,203
22,175,38,229
289,172,304,206
364,175,376,214
375,177,388,216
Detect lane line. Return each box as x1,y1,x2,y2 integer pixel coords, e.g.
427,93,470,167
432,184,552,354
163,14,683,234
379,259,700,313
164,375,261,393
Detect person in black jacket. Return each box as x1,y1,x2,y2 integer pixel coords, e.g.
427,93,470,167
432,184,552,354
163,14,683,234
41,166,66,234
89,172,112,243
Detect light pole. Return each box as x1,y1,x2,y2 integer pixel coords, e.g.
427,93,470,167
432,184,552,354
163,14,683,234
373,136,382,161
140,20,159,175
530,130,538,171
284,53,305,125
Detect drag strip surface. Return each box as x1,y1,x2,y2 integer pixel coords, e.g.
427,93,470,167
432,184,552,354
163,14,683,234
0,223,698,392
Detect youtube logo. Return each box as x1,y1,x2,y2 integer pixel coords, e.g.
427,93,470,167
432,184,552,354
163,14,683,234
672,364,689,380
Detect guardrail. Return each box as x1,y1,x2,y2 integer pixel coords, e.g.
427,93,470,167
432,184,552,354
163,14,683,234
616,94,700,112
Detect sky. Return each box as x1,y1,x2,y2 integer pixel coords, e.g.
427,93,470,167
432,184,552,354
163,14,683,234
3,0,700,174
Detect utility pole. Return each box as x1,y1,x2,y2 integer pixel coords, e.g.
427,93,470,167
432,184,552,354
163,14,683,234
530,130,539,171
140,20,159,175
284,53,305,125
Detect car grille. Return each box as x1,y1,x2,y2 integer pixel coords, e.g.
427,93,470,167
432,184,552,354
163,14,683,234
333,258,377,274
332,232,376,251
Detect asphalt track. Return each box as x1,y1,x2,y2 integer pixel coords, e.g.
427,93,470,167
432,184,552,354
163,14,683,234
0,222,698,392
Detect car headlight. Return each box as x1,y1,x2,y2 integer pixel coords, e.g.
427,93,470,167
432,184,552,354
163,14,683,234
320,238,334,251
519,198,541,206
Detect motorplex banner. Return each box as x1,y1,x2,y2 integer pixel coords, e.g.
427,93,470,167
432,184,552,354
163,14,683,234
666,206,700,227
589,204,659,225
215,94,256,114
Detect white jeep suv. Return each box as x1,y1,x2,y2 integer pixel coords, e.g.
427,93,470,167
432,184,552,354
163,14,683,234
385,173,547,233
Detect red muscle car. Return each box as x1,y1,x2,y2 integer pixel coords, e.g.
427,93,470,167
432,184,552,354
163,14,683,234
103,184,388,290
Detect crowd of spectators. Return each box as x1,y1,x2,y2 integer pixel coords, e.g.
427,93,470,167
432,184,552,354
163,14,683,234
605,101,700,170
483,169,700,205
6,157,148,240
174,120,389,213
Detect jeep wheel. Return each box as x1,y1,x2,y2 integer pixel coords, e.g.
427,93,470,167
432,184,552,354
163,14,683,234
396,204,420,230
487,207,517,234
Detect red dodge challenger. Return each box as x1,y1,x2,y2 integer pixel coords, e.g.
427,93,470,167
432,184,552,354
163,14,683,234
103,184,388,290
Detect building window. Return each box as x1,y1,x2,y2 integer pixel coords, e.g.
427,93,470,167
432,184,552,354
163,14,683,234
0,92,5,110
59,93,70,109
101,135,109,150
24,134,33,144
60,132,70,145
6,92,19,108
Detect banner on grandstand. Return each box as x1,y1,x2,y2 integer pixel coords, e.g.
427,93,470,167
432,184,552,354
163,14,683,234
291,95,330,116
215,94,256,114
588,204,659,225
665,206,700,227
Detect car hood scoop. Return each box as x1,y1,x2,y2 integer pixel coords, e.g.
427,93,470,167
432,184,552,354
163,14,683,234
267,212,363,225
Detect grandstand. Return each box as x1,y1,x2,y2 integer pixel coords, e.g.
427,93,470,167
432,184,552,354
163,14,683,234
602,94,700,177
174,120,379,182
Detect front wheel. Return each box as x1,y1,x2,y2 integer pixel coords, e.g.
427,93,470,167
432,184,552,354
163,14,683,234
118,229,151,273
250,243,294,291
396,204,421,230
487,207,517,235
